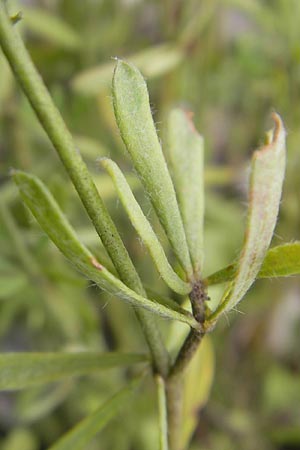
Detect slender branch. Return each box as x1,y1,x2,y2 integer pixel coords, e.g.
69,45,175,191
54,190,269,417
156,376,169,450
166,279,208,449
168,329,204,380
0,1,169,376
166,376,183,450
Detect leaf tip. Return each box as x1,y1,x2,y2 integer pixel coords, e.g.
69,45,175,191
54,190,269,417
96,156,109,169
113,58,144,86
271,112,285,143
255,112,285,158
11,169,27,186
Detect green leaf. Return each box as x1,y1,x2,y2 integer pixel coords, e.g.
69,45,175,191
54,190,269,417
49,377,142,450
13,171,198,329
208,114,286,322
73,135,108,160
72,44,183,95
206,242,300,286
112,61,193,277
16,382,73,422
168,108,205,278
99,158,191,295
259,242,300,277
94,172,141,201
1,428,37,450
0,273,28,298
23,7,81,50
156,376,168,450
0,352,147,391
145,286,191,316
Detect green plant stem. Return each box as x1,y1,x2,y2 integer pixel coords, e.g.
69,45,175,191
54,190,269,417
169,330,204,380
166,329,204,450
156,376,169,450
165,376,183,450
0,1,169,377
166,281,207,449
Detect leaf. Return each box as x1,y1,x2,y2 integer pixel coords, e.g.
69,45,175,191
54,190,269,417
206,242,300,286
94,172,141,201
13,171,198,329
156,376,168,450
1,428,37,450
145,286,191,316
99,158,191,295
168,108,205,278
72,44,183,95
205,264,236,286
0,273,28,298
259,242,300,277
74,135,108,159
23,7,81,50
0,352,147,391
207,114,286,321
16,382,73,422
112,61,193,277
181,336,215,449
49,377,141,450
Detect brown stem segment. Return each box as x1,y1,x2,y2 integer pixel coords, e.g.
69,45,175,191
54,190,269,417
169,329,204,380
189,279,209,323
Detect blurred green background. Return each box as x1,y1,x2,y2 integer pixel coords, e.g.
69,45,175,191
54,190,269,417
1,0,300,449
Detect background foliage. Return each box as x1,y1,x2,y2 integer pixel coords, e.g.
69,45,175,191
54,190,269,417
0,0,300,449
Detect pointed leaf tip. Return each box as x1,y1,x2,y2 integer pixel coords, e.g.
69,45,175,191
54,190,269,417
112,61,193,276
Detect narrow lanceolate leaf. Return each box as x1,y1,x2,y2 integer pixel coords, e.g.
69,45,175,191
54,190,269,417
23,7,81,50
206,242,300,286
13,171,198,329
0,352,147,391
208,113,286,321
205,264,236,286
259,242,300,277
72,43,183,95
99,158,191,295
49,377,141,450
168,108,205,278
112,61,193,277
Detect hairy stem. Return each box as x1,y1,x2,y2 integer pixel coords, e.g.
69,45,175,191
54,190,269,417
0,1,169,376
